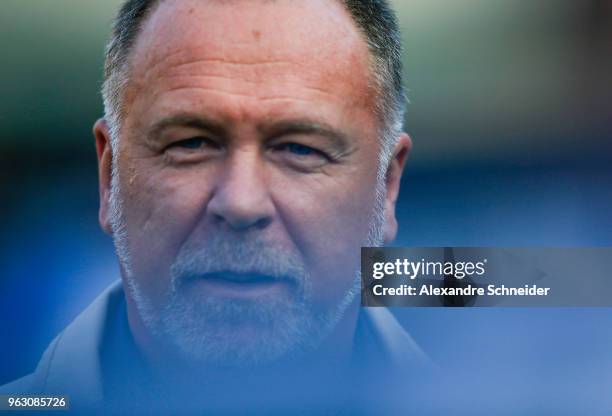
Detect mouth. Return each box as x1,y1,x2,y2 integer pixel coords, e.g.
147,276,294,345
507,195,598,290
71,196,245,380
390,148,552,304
188,271,293,298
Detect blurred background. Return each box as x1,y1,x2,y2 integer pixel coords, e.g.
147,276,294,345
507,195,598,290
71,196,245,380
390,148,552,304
1,0,611,412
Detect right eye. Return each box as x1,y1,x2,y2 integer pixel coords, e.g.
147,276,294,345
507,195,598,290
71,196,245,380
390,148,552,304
169,137,207,149
168,136,220,150
164,136,223,163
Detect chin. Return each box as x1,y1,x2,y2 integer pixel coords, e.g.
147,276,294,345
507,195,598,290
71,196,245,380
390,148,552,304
142,289,319,367
129,272,360,368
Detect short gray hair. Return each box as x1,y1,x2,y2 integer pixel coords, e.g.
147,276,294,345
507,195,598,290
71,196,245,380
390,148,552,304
101,0,406,165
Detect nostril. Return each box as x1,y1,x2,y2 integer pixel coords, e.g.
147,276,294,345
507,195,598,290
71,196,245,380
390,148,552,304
209,208,273,231
211,212,226,226
254,216,272,230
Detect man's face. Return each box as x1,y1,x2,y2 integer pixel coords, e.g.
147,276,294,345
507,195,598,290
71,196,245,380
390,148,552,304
96,0,407,366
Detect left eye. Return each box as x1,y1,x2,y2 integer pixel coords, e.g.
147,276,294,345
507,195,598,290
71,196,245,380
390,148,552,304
167,136,223,151
173,137,205,149
276,142,322,157
286,143,314,156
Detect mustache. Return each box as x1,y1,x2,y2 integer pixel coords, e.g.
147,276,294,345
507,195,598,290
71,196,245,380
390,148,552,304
170,232,307,286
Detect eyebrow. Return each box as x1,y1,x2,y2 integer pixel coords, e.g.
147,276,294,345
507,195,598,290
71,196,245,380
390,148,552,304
145,113,351,151
146,113,227,144
261,119,351,151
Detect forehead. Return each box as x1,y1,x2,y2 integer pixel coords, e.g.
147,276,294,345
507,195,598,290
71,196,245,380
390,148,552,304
125,0,376,120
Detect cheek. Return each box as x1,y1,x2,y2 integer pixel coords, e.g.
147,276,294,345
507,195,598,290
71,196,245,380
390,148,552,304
273,170,379,305
119,160,214,294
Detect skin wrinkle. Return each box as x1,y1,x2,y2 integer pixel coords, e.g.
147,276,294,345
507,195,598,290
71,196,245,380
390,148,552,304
158,85,329,104
149,114,354,151
160,56,293,68
136,112,369,173
132,54,299,105
161,73,339,102
143,86,358,131
149,59,359,101
97,0,410,373
132,53,292,103
143,136,356,174
120,2,374,127
104,3,401,168
120,150,179,235
143,109,357,164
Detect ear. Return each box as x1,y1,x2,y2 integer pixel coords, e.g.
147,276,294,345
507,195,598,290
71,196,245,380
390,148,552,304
94,118,114,235
383,133,412,244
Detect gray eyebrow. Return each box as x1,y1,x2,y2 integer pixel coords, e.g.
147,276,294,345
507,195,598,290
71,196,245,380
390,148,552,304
146,113,227,143
145,113,351,151
261,119,351,151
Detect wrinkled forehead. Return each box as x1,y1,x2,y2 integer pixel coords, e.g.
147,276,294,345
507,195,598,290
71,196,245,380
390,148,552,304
127,0,374,103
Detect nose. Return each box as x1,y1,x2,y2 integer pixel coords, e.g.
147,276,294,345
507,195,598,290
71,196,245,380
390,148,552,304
207,149,274,231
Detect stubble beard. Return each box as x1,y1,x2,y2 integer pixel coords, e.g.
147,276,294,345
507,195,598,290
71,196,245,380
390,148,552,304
108,163,387,368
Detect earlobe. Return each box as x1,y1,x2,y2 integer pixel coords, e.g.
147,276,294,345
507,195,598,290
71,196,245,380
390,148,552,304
93,118,114,235
383,133,412,244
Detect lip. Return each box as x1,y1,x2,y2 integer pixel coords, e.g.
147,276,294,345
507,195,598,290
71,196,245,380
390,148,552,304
189,271,292,298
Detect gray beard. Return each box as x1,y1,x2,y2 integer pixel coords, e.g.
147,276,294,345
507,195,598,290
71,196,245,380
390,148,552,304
110,164,387,367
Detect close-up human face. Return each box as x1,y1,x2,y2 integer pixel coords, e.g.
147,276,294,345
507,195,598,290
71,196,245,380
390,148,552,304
95,0,404,366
